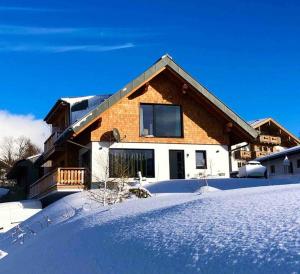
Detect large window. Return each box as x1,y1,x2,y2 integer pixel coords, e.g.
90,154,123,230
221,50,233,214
140,104,182,137
109,149,155,178
196,150,207,169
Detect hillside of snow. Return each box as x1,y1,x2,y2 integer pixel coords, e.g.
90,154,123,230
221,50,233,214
0,183,299,273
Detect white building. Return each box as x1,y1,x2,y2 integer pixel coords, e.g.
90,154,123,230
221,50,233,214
257,146,300,178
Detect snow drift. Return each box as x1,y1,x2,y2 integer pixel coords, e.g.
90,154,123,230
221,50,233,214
0,184,299,274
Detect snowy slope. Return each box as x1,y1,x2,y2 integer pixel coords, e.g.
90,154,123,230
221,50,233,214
0,184,299,274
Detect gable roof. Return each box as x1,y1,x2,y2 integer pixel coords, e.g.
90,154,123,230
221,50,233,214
56,54,258,144
248,117,300,145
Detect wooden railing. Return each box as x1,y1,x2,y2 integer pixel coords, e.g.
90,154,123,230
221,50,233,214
234,150,252,160
259,135,281,145
29,168,86,199
252,151,269,158
44,130,63,154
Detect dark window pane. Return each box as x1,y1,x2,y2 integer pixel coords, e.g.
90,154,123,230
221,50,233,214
140,105,154,136
109,149,155,178
154,105,182,137
196,151,207,169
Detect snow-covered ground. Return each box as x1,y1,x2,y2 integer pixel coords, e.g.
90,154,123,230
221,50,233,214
0,200,42,233
0,180,299,273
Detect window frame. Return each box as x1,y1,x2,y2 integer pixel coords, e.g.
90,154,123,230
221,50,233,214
109,148,155,178
195,150,207,169
139,103,184,138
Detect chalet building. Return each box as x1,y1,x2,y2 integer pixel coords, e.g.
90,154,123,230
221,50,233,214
257,146,300,178
28,54,258,204
231,118,300,171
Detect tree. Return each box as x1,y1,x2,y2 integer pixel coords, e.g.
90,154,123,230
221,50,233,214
0,136,41,186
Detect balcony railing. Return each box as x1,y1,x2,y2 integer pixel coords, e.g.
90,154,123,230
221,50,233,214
252,151,269,158
44,130,63,154
234,150,252,160
29,167,87,199
259,135,281,145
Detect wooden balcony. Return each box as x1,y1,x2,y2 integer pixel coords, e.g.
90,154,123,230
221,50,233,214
259,135,281,145
252,151,269,158
44,130,63,159
270,136,281,145
29,168,87,199
234,150,252,160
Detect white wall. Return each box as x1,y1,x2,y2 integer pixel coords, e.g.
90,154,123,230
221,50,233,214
261,153,300,178
90,142,229,185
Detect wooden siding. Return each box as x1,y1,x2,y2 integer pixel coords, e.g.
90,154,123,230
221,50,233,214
91,71,230,145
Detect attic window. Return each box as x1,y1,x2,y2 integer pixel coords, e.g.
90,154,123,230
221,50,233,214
71,100,89,112
140,104,183,137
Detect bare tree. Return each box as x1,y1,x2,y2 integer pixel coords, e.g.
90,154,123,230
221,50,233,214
0,136,41,186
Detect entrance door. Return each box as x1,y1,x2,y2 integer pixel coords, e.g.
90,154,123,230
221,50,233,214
169,150,185,179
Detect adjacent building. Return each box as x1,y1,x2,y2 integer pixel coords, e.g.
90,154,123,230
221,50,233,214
256,146,300,178
231,118,300,172
18,55,258,203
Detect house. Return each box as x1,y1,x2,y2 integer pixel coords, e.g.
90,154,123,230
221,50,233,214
5,154,41,200
231,117,300,172
256,146,300,177
28,54,258,204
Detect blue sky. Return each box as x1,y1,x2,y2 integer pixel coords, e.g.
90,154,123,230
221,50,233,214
0,0,299,136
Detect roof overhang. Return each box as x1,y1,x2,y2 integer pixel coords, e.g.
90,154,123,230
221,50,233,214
55,54,258,145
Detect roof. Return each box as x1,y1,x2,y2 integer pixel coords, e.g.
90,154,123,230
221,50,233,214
248,117,300,145
256,146,300,162
56,54,258,144
248,118,269,127
6,154,41,179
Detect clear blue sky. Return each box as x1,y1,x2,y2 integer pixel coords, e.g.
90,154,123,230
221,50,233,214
0,0,299,136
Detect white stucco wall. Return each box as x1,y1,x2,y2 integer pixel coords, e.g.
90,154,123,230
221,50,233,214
90,142,230,185
260,153,300,178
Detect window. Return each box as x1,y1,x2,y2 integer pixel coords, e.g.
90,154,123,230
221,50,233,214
238,162,245,168
195,150,207,169
297,159,300,168
140,104,182,137
270,165,275,174
109,149,155,178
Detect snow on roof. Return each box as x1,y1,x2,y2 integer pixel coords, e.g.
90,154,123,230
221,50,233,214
256,145,300,162
62,94,111,124
0,181,300,273
248,118,269,127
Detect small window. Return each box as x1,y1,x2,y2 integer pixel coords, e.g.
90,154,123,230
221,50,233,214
238,162,245,168
297,159,300,168
195,150,207,169
270,165,275,174
140,104,183,137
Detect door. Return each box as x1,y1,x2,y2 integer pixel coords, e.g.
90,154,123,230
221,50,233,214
169,150,185,179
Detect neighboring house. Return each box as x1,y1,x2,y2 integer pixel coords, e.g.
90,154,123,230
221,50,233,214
6,154,41,199
28,54,258,204
256,146,300,178
231,118,300,172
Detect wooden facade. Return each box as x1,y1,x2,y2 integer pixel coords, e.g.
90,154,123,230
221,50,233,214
91,71,231,146
234,118,300,165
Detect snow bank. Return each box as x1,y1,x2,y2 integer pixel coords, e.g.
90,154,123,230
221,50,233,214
145,177,300,194
0,185,299,274
0,200,42,233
